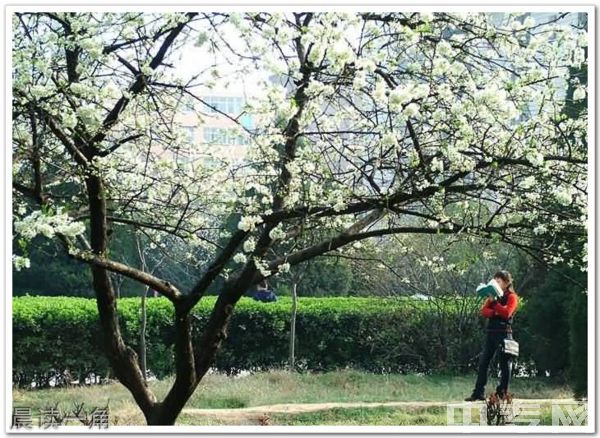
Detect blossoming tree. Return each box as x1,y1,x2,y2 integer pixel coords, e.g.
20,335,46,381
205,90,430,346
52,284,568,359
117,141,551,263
12,11,587,424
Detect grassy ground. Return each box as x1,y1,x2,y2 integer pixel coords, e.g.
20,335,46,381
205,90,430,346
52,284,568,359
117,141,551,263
263,404,575,426
12,369,575,426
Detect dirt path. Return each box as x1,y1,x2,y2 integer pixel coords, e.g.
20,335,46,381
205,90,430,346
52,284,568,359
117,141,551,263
182,398,582,424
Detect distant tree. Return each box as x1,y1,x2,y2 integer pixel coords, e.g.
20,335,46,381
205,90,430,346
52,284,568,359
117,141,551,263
519,12,587,390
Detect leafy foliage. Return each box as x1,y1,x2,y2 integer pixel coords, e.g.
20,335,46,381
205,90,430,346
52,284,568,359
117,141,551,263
14,295,545,386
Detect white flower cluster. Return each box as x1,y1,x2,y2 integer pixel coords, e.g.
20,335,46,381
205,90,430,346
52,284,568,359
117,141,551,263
305,79,335,98
29,84,53,99
436,83,454,101
328,189,348,212
254,257,272,277
61,111,78,129
523,16,536,28
14,209,86,241
76,37,103,59
519,175,536,189
581,242,588,271
402,103,420,118
243,237,256,253
388,82,429,111
432,57,451,76
268,226,286,241
380,132,398,148
76,104,102,132
436,40,455,57
430,156,444,173
571,47,586,68
524,149,544,167
573,86,586,101
12,255,31,271
552,186,574,206
353,57,377,90
237,215,263,232
373,78,388,105
416,255,454,274
69,82,96,99
233,253,247,265
355,57,376,73
328,39,355,73
277,262,290,274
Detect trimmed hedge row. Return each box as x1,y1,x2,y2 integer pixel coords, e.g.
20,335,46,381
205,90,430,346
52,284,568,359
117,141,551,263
12,296,535,386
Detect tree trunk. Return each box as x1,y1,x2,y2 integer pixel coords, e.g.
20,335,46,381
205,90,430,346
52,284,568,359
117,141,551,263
85,176,157,421
147,307,200,425
289,282,298,372
140,286,149,384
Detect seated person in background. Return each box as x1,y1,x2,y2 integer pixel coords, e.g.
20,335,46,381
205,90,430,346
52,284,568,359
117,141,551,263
248,280,278,302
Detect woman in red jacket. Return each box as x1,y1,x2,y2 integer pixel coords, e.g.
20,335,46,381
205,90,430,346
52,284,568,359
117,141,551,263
465,270,519,401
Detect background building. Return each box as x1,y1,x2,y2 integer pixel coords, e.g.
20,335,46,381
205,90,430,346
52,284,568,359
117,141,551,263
175,90,254,166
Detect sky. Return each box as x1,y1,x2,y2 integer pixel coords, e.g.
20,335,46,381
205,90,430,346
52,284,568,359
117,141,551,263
173,20,269,98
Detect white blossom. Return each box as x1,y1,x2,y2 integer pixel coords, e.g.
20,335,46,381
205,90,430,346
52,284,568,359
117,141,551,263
13,255,31,271
233,253,247,264
253,257,272,277
432,57,451,76
77,37,103,59
436,40,455,57
14,210,86,241
243,238,256,253
380,132,398,148
373,78,387,104
237,215,263,232
61,111,77,129
268,226,286,241
76,104,102,132
389,86,411,110
402,103,420,118
519,176,536,189
573,86,586,101
57,221,86,237
524,149,544,167
430,156,444,173
553,187,574,205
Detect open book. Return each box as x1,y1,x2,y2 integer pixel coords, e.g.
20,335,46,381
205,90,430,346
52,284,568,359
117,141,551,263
476,278,504,299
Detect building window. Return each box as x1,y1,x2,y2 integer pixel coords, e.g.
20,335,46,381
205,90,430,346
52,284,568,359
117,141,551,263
202,96,243,115
174,151,201,170
181,101,195,114
203,127,249,145
182,126,196,144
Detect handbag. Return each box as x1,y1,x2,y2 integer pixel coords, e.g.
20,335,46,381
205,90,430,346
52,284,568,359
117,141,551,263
501,338,519,357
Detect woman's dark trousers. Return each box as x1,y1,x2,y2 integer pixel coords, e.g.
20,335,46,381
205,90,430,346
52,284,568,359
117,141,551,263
472,331,513,398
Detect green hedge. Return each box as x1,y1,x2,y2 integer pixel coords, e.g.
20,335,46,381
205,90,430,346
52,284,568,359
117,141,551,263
12,295,539,387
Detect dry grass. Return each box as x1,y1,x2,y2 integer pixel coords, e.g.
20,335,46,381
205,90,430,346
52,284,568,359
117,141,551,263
12,369,573,426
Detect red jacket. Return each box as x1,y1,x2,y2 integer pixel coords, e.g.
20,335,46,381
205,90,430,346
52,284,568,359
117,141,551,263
480,291,519,320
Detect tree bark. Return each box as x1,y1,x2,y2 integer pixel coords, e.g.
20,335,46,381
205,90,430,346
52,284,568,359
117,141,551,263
289,282,298,372
147,305,198,425
85,175,157,422
140,286,149,384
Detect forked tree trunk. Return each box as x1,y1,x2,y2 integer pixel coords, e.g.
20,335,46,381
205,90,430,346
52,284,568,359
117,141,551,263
145,294,239,425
